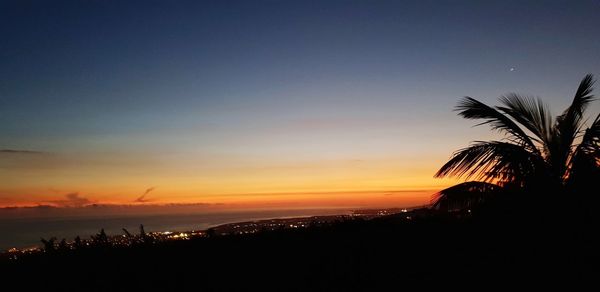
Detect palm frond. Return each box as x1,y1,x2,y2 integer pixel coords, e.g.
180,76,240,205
436,74,599,212
544,74,596,180
434,141,540,184
564,74,596,123
554,74,596,162
497,94,553,147
571,114,600,167
456,97,537,150
579,113,600,153
567,114,600,189
431,181,501,211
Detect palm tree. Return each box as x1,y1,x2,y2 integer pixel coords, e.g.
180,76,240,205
432,74,600,213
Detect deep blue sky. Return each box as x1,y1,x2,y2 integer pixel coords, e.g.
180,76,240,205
1,0,600,205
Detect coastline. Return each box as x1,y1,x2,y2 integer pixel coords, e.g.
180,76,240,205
0,206,421,256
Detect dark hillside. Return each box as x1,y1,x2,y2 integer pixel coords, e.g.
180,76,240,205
2,211,597,291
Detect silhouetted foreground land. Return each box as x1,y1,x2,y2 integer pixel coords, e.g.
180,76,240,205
1,209,598,290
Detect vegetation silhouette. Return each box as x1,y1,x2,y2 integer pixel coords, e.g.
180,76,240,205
3,76,599,290
74,235,83,249
4,210,597,290
58,238,68,251
91,228,109,248
433,74,600,219
122,228,133,238
40,237,56,253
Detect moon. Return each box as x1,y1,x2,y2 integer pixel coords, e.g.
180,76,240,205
510,67,515,72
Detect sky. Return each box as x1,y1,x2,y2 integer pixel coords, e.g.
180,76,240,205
1,0,600,208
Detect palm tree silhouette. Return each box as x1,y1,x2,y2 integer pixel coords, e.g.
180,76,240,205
433,74,600,212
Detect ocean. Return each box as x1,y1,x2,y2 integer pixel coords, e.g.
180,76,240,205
0,207,351,251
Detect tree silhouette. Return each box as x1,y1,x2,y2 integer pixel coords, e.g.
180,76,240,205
139,224,153,244
139,224,146,238
74,235,83,249
91,229,109,247
434,74,600,213
40,237,57,253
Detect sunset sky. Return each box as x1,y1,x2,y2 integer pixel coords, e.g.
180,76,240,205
1,0,600,208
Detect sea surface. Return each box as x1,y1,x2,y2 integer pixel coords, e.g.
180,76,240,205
0,208,351,251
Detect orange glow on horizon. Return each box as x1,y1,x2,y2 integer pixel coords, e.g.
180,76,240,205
0,143,459,209
0,189,450,209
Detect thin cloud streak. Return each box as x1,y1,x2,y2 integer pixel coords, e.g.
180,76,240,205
0,149,46,155
135,187,156,203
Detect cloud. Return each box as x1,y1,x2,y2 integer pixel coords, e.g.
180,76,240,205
49,192,93,207
0,149,46,155
135,187,156,203
0,149,57,170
